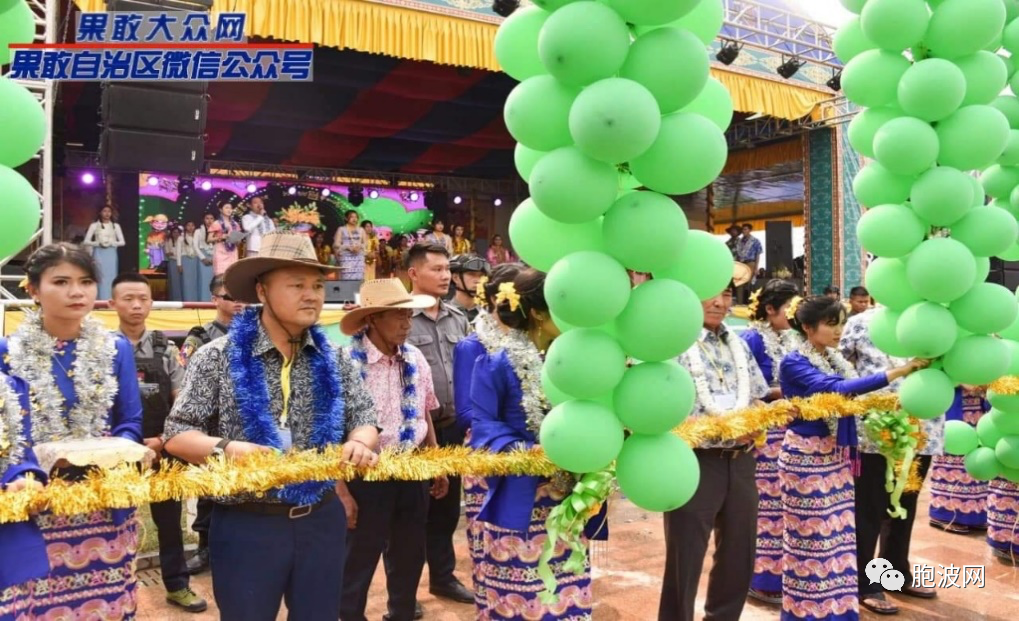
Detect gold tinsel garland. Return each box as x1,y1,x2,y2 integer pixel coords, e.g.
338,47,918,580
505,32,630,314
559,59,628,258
1,383,1003,524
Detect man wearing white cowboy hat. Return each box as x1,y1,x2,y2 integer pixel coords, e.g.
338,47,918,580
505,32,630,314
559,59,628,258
338,278,450,621
163,232,381,621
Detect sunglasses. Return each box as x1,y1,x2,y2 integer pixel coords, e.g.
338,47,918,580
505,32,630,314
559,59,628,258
213,293,236,302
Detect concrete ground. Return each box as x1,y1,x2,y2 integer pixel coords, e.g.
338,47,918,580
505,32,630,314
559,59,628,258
136,486,1017,620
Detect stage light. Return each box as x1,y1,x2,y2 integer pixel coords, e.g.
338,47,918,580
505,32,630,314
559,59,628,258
288,186,298,195
368,189,380,199
246,183,257,193
81,172,96,185
409,191,420,202
201,180,212,191
349,185,364,206
492,0,519,17
827,70,842,92
321,188,331,197
716,41,742,66
494,198,503,207
453,195,463,205
777,57,805,79
147,176,159,186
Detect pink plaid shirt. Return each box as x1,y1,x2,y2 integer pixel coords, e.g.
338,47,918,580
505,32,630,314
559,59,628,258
361,337,438,450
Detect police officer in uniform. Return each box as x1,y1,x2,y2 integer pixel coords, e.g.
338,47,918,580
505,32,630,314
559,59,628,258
110,273,208,613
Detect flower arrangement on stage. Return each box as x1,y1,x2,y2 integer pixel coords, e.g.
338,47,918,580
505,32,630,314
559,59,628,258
278,203,324,232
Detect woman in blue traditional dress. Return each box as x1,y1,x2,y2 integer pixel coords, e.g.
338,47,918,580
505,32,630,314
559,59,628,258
82,206,125,300
0,243,144,620
335,210,366,281
929,388,990,534
778,296,925,620
469,268,602,620
741,280,801,605
987,477,1019,566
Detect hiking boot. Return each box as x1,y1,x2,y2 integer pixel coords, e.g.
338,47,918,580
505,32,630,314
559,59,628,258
166,587,208,613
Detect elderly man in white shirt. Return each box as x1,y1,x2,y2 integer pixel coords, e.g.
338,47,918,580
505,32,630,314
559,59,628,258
241,197,276,257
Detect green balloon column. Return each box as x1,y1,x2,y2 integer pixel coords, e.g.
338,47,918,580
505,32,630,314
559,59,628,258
499,0,732,515
839,0,1019,481
0,0,43,259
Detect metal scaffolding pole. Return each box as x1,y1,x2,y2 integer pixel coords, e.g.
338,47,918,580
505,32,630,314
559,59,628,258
722,0,841,69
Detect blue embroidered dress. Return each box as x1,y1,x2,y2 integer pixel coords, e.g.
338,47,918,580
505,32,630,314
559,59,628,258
930,389,990,528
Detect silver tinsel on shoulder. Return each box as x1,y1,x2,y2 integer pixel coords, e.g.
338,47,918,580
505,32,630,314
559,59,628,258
474,312,503,354
0,377,26,473
499,327,550,437
751,320,802,387
8,311,118,442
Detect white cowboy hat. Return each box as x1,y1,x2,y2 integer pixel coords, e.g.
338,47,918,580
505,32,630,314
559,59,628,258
339,278,436,336
224,232,340,304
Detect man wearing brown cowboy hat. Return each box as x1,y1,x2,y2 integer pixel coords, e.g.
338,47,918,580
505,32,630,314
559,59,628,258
338,278,451,621
163,232,381,621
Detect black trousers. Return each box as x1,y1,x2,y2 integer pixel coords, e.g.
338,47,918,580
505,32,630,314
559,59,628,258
855,452,933,597
659,449,758,621
426,423,465,585
192,498,214,549
149,498,190,593
341,480,430,621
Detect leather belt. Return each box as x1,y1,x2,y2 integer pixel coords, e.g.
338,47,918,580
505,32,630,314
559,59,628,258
222,490,336,519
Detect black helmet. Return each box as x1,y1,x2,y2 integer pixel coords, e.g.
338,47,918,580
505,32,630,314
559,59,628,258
449,254,491,275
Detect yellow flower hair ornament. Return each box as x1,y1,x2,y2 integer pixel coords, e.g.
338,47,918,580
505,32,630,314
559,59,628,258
473,276,489,308
495,282,521,312
785,295,803,322
748,289,761,317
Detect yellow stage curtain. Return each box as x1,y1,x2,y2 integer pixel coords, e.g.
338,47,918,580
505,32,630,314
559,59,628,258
711,68,830,121
723,138,802,175
3,309,347,336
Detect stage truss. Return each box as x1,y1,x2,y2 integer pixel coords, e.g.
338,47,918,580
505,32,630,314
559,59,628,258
722,0,840,70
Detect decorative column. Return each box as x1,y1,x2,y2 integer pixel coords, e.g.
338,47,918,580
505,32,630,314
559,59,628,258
804,129,835,294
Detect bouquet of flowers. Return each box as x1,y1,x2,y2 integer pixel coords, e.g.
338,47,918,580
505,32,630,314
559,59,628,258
278,203,324,232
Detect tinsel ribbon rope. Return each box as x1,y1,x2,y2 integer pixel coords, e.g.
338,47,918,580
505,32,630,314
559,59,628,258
3,380,1006,524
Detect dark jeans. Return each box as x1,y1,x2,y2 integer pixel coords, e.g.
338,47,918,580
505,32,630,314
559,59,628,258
659,448,758,621
149,498,189,593
426,423,465,585
192,497,213,549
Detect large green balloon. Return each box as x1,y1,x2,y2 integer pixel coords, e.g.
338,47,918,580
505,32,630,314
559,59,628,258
531,0,581,10
834,17,877,63
996,435,1019,469
842,49,912,108
569,78,662,164
869,307,919,358
0,0,34,66
944,420,981,455
494,6,550,82
937,105,1011,170
539,400,625,473
529,147,618,223
897,58,966,121
603,191,689,273
653,230,733,300
873,117,940,176
925,0,1006,59
541,365,573,406
853,162,915,208
856,204,927,257
970,173,989,206
1004,11,1019,54
989,388,1019,413
630,112,727,195
981,164,1019,199
866,258,923,311
906,238,978,302
635,0,725,47
545,251,631,327
899,368,957,419
861,0,931,52
950,283,1019,334
538,1,630,87
615,279,703,362
979,413,1006,447
839,0,867,13
991,94,1019,129
991,407,1019,435
614,361,694,434
679,78,733,131
950,205,1019,257
620,27,709,114
956,51,1010,106
509,199,605,271
0,166,41,259
546,328,627,397
608,0,699,27
964,446,1002,480
848,107,901,159
0,78,46,168
998,130,1019,166
504,75,579,151
943,335,1012,385
615,432,700,512
976,255,992,282
514,144,546,181
910,167,974,226
897,302,959,357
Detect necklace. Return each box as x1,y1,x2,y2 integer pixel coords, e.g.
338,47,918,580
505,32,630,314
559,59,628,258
685,331,752,414
0,378,26,474
347,330,421,451
751,321,801,386
501,328,550,435
797,341,858,380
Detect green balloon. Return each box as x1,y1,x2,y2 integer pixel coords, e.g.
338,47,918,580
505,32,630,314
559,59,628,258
944,335,1012,385
504,75,579,151
853,162,915,208
936,105,1011,170
633,0,724,46
910,167,974,226
494,6,550,82
613,361,694,434
609,0,699,26
989,388,1019,413
992,94,1019,129
1004,340,1019,377
925,0,1006,59
569,78,662,164
976,255,992,282
538,2,630,87
996,435,1019,469
653,230,733,300
1002,313,1019,341
950,283,1019,333
514,144,546,181
679,77,733,131
848,107,901,159
0,165,41,259
873,117,940,176
950,205,1019,257
541,365,573,406
532,0,582,9
998,130,1019,166
897,302,959,357
944,420,981,455
856,204,927,257
861,0,931,52
869,307,919,358
0,0,34,66
539,400,625,473
630,112,727,195
897,58,967,122
616,279,703,362
1004,11,1019,54
900,368,957,419
991,407,1019,434
842,49,912,108
0,78,46,168
907,238,978,302
999,242,1019,261
603,191,689,273
971,173,989,206
1008,1,1019,26
1002,53,1017,78
979,413,1007,447
956,51,1009,106
509,199,605,271
530,147,618,223
866,258,924,311
964,446,1002,480
840,0,867,13
833,17,877,63
546,328,627,397
620,27,709,114
546,251,631,327
616,432,700,512
981,164,1019,199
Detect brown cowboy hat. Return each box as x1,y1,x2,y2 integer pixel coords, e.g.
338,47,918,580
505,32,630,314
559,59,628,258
340,279,437,336
224,232,341,303
733,262,753,288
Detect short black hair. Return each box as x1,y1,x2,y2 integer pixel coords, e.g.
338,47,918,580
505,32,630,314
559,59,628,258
754,279,799,321
210,274,226,295
24,243,98,287
361,220,373,228
111,272,150,294
344,209,358,219
741,223,753,230
497,268,548,331
849,286,869,297
823,285,841,295
790,295,847,336
405,242,450,269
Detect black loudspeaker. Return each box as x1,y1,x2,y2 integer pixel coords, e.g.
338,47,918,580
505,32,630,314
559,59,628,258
988,258,1019,292
101,87,207,134
765,220,794,275
101,129,203,173
425,191,449,224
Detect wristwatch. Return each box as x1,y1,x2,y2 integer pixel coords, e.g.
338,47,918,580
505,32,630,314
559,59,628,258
210,438,232,458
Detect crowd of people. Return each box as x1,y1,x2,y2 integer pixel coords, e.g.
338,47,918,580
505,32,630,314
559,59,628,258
1,230,1017,621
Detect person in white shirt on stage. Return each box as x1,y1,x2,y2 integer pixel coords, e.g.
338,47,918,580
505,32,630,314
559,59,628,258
82,205,126,299
241,197,276,258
